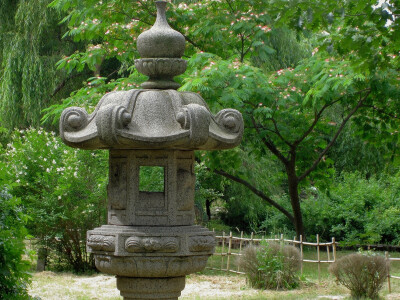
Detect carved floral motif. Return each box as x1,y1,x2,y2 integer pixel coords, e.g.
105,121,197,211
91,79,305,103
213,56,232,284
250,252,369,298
125,237,179,253
87,235,115,252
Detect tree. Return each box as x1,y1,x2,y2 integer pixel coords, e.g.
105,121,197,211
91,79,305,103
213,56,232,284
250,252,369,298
45,0,400,238
180,0,400,237
0,0,89,130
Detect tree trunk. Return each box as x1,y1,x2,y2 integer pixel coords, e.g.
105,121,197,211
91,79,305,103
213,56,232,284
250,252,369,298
205,199,211,221
36,247,47,272
286,163,305,239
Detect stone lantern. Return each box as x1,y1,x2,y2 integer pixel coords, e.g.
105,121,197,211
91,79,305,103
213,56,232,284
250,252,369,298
59,1,243,299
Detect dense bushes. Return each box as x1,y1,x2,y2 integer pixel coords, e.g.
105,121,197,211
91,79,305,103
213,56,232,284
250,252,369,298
329,252,388,299
302,172,400,245
0,163,31,299
4,128,108,272
239,241,301,290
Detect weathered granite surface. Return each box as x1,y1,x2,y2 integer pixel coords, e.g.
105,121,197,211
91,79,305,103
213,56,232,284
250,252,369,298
60,89,243,150
59,1,243,299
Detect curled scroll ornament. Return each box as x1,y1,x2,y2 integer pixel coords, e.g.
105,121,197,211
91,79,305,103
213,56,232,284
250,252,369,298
176,104,210,147
96,104,132,145
60,107,89,133
215,109,243,134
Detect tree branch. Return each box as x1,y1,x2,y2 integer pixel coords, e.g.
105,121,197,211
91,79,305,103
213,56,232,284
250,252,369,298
271,118,293,148
51,73,81,98
225,0,236,14
298,90,371,182
293,98,342,147
213,168,295,223
250,115,289,165
362,104,400,120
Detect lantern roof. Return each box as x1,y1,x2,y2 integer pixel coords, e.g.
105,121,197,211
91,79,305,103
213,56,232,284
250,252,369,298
60,1,243,150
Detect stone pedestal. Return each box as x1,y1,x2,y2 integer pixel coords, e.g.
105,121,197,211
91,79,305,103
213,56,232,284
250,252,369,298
117,277,185,300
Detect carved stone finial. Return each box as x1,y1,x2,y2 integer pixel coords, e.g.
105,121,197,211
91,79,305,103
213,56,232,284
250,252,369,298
135,1,187,89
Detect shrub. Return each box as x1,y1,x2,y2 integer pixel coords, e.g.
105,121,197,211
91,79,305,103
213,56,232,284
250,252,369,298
329,253,388,299
4,128,108,272
239,241,301,290
0,164,31,299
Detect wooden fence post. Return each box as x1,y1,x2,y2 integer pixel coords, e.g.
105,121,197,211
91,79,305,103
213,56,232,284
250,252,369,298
238,231,244,272
327,243,331,262
300,235,303,275
226,232,232,273
332,237,336,262
221,231,225,271
386,251,391,293
317,234,321,282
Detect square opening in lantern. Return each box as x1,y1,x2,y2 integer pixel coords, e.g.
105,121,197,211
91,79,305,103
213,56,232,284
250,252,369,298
139,166,165,192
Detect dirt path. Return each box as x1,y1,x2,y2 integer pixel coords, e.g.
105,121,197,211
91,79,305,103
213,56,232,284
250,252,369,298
29,272,400,300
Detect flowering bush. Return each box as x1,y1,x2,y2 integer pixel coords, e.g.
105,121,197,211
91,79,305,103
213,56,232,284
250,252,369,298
0,164,32,299
4,128,108,272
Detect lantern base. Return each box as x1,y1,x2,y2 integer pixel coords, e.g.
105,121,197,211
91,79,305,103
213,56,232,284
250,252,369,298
117,276,185,300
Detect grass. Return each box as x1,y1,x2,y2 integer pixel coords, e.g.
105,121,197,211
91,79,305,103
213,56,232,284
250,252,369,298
28,247,400,299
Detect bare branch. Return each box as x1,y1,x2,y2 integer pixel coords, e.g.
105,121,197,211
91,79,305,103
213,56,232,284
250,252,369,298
298,90,371,182
213,168,295,223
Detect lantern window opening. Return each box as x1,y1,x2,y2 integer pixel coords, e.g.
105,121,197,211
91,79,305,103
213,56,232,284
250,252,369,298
139,165,165,193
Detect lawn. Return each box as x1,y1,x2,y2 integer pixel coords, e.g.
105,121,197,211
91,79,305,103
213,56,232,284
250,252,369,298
28,248,400,300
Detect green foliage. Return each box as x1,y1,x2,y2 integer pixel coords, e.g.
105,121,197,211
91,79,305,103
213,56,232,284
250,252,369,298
0,0,86,130
0,163,31,299
220,189,269,233
329,252,388,299
4,128,108,272
239,241,301,290
43,0,400,239
302,172,400,245
139,166,164,192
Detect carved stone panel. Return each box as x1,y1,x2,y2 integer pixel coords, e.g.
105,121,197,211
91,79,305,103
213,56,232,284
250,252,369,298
109,158,127,210
125,237,179,253
176,161,195,212
87,235,115,252
188,235,215,252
